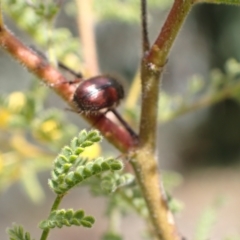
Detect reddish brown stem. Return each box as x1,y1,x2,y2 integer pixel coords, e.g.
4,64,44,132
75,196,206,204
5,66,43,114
135,1,194,239
147,0,193,68
0,27,138,152
141,0,150,52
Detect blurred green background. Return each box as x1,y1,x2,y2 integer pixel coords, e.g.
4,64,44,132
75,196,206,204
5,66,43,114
1,1,240,239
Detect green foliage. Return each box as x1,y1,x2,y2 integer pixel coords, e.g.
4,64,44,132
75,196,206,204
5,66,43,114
0,84,77,201
162,171,184,213
111,187,148,217
28,1,59,21
194,198,226,240
0,83,76,148
167,195,184,214
102,232,122,240
158,59,240,123
7,224,34,240
39,209,95,229
2,1,240,240
205,0,240,4
2,0,80,61
93,0,173,22
48,130,124,194
100,172,135,193
64,0,173,23
224,235,240,240
86,169,182,239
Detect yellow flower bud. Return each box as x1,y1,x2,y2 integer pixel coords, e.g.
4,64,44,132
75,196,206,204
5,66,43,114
8,92,26,112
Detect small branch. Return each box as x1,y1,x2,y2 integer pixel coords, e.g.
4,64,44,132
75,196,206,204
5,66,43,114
0,27,138,152
133,1,194,239
40,194,64,240
194,0,240,4
0,0,3,29
75,0,99,75
141,0,150,53
162,82,240,123
147,0,193,69
140,0,193,149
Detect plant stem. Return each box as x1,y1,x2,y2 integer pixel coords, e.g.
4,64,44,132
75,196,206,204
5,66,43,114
0,27,138,152
141,0,150,52
0,0,3,29
75,0,99,75
194,0,240,4
40,194,64,240
132,1,194,239
146,0,193,68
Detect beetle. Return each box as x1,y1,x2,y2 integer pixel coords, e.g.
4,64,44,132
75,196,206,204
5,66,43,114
56,62,137,139
73,75,124,114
